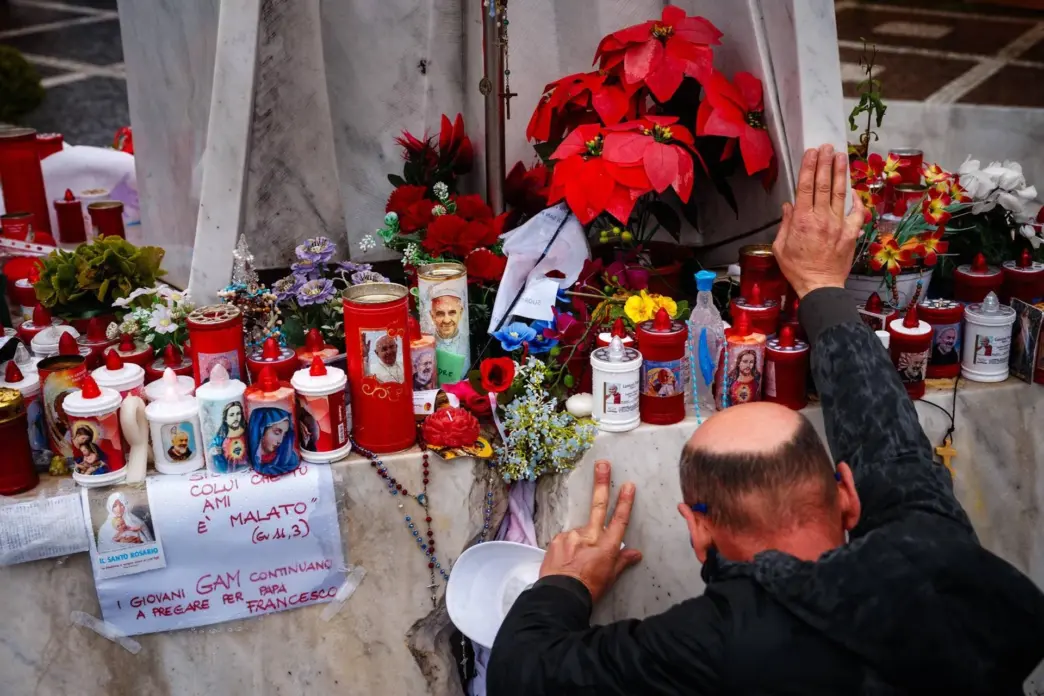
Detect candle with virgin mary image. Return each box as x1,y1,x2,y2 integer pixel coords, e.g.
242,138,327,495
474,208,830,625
244,366,300,477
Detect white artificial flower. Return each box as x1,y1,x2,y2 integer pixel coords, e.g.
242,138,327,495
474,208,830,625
358,235,377,252
983,161,1025,191
105,322,120,340
958,156,981,176
157,284,189,306
144,333,156,344
1019,224,1042,248
960,169,996,201
997,191,1028,217
1017,185,1038,201
971,192,998,215
112,286,158,308
147,305,179,334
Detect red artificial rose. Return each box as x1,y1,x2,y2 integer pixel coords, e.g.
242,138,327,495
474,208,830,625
594,5,722,102
422,407,480,449
697,70,775,180
423,214,469,256
442,380,492,416
454,194,494,221
480,357,516,393
387,185,435,233
466,248,507,283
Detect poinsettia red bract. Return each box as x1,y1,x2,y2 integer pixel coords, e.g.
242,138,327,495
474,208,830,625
602,116,695,202
697,70,775,179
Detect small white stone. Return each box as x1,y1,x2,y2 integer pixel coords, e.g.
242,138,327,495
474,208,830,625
565,393,593,418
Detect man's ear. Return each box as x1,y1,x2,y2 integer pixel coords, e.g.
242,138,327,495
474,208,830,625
677,503,713,564
836,462,861,532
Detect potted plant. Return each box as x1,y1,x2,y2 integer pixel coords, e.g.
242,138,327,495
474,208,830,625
33,236,166,329
525,5,778,299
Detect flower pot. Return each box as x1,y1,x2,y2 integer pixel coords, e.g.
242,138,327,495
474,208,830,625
845,269,933,310
593,241,689,298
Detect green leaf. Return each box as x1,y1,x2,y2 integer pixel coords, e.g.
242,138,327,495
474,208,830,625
533,140,562,166
388,174,407,188
646,199,682,242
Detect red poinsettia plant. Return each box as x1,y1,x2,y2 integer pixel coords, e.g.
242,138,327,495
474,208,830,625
527,5,777,248
851,157,971,283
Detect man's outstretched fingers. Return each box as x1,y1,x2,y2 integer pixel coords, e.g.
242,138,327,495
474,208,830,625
606,482,636,544
830,152,848,219
814,144,835,212
588,460,612,533
774,202,793,254
841,197,867,251
613,548,643,576
796,149,818,211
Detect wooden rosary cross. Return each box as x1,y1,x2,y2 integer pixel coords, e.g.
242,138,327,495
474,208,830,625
935,435,957,478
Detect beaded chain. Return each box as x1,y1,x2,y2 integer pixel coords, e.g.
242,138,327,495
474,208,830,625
349,436,449,609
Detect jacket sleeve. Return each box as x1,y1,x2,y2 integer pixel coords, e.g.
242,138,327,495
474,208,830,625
799,288,972,535
486,575,724,696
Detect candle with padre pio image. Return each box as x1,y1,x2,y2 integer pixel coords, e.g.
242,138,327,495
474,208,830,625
342,283,415,454
145,369,204,475
888,304,933,399
244,366,300,476
408,316,437,392
418,262,469,384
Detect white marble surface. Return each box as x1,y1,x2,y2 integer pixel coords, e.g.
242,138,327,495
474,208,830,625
0,452,506,696
537,379,1044,623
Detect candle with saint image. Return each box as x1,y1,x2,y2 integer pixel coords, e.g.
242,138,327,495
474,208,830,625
244,366,300,476
887,304,933,398
417,262,469,384
715,311,766,410
342,283,415,453
187,304,247,387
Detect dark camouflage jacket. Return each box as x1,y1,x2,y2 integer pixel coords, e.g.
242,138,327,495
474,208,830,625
488,287,1044,695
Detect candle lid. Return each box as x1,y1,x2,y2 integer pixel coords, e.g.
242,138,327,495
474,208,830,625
64,375,122,416
733,283,779,311
31,324,80,355
1003,250,1044,274
957,253,1001,278
79,317,110,344
862,292,884,313
591,337,641,368
0,387,25,424
143,369,195,402
30,304,53,327
151,344,191,371
145,368,199,420
187,303,241,329
91,349,145,389
965,291,1016,324
888,304,930,336
1,360,39,395
291,355,347,395
767,325,808,353
919,298,962,311
343,282,409,304
251,337,294,362
640,307,685,335
195,363,246,400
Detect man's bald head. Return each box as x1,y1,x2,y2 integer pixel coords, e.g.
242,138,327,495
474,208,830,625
680,403,838,533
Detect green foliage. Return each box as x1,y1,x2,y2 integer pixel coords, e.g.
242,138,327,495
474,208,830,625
0,46,45,123
34,237,167,318
847,40,886,153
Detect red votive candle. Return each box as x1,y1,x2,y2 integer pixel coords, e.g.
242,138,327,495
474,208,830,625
342,283,415,454
294,327,339,368
146,344,193,383
36,133,63,160
17,304,61,345
636,307,687,425
919,299,963,379
888,148,923,186
739,244,787,307
0,387,38,494
954,253,1002,304
77,317,118,371
1,212,34,240
892,183,927,217
247,337,298,385
731,283,781,338
0,127,51,234
782,297,806,343
858,292,901,332
112,333,154,371
715,312,767,408
186,304,247,386
1001,249,1044,305
764,325,809,411
87,201,125,239
53,189,87,245
888,304,933,399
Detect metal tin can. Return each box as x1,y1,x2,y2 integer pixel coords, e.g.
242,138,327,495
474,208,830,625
187,304,247,386
417,262,469,385
918,299,963,379
343,283,415,453
0,387,38,494
87,200,125,239
37,354,87,462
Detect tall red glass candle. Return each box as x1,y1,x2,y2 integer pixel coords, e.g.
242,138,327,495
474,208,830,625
247,337,298,384
764,325,809,410
1001,249,1044,305
87,201,125,239
888,304,933,399
0,128,51,234
636,308,687,425
36,133,63,159
919,299,963,379
1,212,34,240
342,283,415,453
889,148,923,186
730,283,781,337
186,304,246,386
953,253,1002,304
53,189,87,245
739,245,787,306
0,387,38,494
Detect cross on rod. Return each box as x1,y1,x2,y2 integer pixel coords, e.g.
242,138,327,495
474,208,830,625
501,88,518,119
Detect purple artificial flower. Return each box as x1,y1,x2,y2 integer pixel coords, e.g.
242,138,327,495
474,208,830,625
605,260,649,291
296,278,336,306
351,270,390,285
272,274,303,301
296,236,336,263
337,260,374,275
291,258,320,279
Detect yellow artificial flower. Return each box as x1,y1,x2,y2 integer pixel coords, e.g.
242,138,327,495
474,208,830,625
649,293,678,318
624,290,655,323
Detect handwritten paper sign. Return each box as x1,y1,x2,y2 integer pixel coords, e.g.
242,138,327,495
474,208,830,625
91,464,345,636
0,493,89,565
